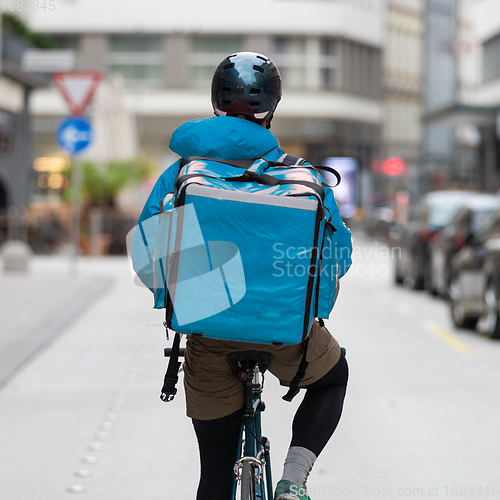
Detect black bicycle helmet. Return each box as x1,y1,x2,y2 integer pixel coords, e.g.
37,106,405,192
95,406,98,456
211,52,282,128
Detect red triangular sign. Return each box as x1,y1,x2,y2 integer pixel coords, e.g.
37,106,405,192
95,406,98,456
53,72,102,116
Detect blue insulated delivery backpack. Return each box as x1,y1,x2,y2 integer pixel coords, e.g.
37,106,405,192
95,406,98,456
160,154,340,346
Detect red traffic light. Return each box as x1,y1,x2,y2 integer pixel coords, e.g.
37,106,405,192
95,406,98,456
381,157,406,176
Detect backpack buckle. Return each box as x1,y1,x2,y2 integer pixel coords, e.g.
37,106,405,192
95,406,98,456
244,158,268,178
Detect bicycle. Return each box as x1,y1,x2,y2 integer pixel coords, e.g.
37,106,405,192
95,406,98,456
164,346,274,500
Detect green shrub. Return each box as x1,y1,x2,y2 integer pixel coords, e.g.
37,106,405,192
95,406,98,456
2,13,57,49
63,158,155,207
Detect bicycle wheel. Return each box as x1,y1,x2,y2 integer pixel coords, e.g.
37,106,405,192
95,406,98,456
240,461,255,500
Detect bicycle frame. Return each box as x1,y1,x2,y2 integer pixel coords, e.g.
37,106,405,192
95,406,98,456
232,367,274,500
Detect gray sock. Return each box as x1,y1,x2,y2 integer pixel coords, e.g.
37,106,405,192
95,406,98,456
281,446,317,488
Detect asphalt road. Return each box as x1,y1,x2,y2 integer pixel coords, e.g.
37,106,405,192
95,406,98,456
0,236,499,499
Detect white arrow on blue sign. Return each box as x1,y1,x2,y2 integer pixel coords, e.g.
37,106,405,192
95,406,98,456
56,117,93,155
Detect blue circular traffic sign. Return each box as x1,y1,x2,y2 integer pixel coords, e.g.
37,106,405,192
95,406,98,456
56,117,93,155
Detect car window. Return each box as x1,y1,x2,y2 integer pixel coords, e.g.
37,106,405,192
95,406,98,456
451,208,469,228
428,199,466,226
472,209,496,234
483,210,500,236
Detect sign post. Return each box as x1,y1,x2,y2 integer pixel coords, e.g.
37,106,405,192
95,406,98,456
53,72,101,274
56,116,94,274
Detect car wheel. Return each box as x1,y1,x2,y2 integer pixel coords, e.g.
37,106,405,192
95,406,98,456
394,258,404,285
405,255,425,290
425,263,438,295
478,278,500,340
443,265,453,300
412,266,425,291
449,275,479,329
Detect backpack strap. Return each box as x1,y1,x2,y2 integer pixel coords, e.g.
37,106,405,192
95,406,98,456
315,166,341,187
278,153,306,166
175,157,327,206
277,154,342,187
160,331,182,402
282,336,310,402
179,155,341,187
180,156,256,170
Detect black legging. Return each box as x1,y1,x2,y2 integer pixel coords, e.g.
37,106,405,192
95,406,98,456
192,352,349,500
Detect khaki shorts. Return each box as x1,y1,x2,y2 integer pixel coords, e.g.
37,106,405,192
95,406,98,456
183,320,342,420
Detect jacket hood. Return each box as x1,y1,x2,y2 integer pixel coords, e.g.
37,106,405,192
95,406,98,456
169,116,279,160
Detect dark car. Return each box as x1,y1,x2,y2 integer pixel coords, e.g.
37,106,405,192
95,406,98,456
448,208,500,338
393,191,484,290
429,194,500,297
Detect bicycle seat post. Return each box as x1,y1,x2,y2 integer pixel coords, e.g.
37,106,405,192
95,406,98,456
226,350,272,418
240,369,255,418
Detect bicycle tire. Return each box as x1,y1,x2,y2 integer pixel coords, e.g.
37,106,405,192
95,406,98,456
240,461,255,500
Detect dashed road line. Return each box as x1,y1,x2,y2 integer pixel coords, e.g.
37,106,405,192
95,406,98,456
424,322,471,353
67,324,158,494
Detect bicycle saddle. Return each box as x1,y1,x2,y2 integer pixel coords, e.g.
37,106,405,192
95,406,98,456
227,350,272,374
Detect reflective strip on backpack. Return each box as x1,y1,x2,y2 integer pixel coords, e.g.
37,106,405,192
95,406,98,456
185,184,318,211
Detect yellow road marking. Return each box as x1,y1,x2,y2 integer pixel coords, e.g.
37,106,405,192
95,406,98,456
425,323,471,353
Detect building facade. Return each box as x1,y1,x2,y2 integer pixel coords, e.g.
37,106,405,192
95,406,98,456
25,0,385,209
473,0,500,191
422,0,485,192
420,0,500,193
383,0,424,163
380,0,424,205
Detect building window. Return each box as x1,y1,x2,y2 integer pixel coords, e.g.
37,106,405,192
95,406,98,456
272,37,307,90
483,34,500,83
320,38,340,90
270,37,341,91
340,40,381,98
189,36,244,87
107,35,163,86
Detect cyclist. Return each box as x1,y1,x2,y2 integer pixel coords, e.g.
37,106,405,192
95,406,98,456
135,52,352,500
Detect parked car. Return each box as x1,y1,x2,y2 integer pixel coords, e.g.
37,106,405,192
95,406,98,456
429,193,500,297
448,208,500,338
393,191,484,290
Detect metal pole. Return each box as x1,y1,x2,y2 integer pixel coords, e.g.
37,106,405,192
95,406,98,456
69,157,82,275
7,206,18,240
89,206,102,256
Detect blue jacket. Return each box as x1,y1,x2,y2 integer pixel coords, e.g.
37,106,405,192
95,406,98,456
135,116,352,308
